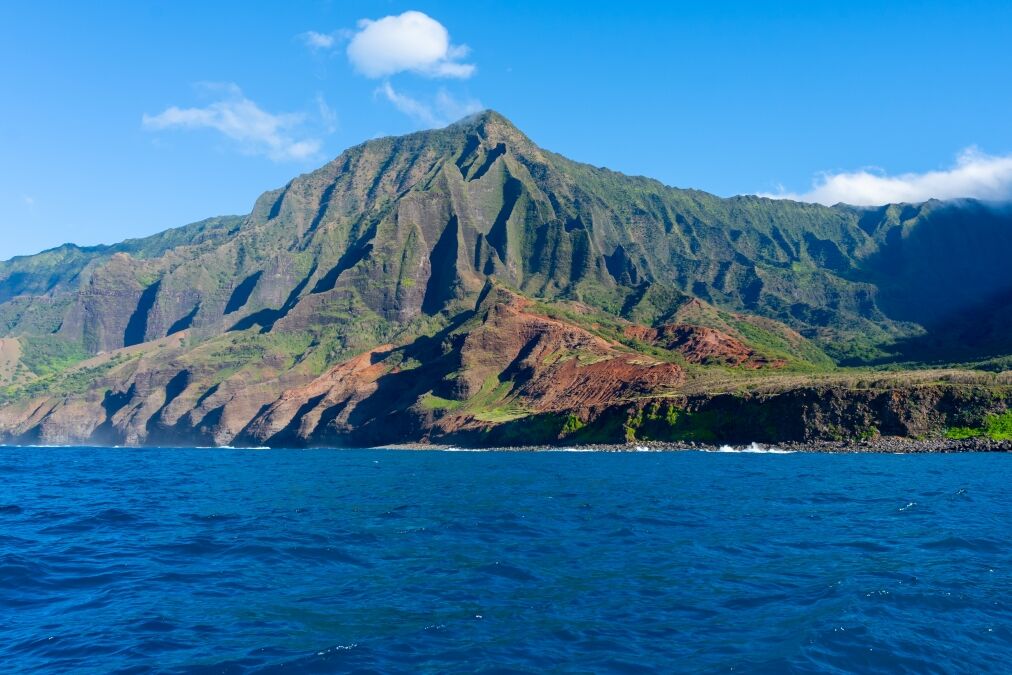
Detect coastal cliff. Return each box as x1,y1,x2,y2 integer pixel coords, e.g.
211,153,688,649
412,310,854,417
2,112,1011,449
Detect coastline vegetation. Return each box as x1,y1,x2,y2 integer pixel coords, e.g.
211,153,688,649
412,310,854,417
946,411,1012,441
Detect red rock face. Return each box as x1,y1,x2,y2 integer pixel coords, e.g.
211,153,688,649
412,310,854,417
231,288,685,445
0,285,805,448
626,323,786,369
239,346,393,445
517,357,683,411
458,291,684,412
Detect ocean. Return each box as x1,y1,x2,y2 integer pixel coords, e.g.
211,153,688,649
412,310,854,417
0,446,1009,673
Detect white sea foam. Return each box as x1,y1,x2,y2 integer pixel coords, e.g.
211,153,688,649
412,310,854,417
375,443,795,453
633,445,680,452
711,442,795,454
316,643,357,656
439,446,598,452
192,445,272,450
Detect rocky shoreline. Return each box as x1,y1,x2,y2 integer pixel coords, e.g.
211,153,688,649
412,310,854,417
3,434,1009,455
380,436,1012,453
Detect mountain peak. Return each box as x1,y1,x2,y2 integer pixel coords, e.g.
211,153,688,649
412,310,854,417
445,109,533,149
6,103,1012,449
448,109,515,130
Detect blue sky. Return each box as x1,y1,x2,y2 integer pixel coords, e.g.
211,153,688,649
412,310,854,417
2,0,1011,260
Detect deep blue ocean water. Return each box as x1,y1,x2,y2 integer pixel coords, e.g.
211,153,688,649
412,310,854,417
0,447,1009,674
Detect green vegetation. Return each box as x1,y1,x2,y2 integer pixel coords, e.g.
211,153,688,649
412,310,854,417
859,426,880,441
419,392,462,412
729,317,835,371
619,403,722,443
946,411,1012,441
0,353,131,405
986,412,1012,440
945,426,980,440
454,376,528,423
561,413,585,435
5,112,1012,370
17,336,89,377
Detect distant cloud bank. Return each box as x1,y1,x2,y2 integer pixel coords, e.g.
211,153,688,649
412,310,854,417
142,84,323,162
764,148,1012,206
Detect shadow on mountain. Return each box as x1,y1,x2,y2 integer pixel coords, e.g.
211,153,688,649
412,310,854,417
843,288,1012,368
312,311,476,446
91,384,138,444
312,225,377,295
224,272,262,315
167,303,200,336
859,201,1012,327
261,393,327,447
421,215,460,315
230,264,318,333
124,281,161,347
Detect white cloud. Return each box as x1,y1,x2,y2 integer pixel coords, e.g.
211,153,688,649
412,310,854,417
764,148,1012,206
316,94,338,134
299,29,351,51
377,82,483,128
377,82,439,127
433,89,484,123
301,30,337,50
142,85,323,162
348,11,475,79
23,195,34,207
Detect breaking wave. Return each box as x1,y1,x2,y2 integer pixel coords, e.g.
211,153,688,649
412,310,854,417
711,442,795,454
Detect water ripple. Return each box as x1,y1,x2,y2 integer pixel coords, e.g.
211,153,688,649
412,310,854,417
0,447,1009,672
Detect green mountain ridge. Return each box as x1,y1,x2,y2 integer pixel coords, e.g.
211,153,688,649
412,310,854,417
1,110,1011,447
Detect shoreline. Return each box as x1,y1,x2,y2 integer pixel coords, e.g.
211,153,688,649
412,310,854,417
380,437,1012,453
2,437,1010,453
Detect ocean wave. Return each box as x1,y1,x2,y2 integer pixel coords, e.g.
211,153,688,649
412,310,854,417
0,445,1007,673
710,442,795,454
208,445,270,450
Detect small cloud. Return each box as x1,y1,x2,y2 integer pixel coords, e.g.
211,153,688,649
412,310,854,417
299,29,350,51
23,195,35,207
377,82,439,127
142,84,324,162
763,148,1012,206
302,30,336,49
377,82,482,128
348,11,475,79
316,94,338,134
433,89,484,123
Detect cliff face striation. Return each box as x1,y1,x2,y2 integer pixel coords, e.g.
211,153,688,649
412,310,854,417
2,111,1012,448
